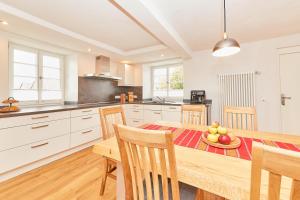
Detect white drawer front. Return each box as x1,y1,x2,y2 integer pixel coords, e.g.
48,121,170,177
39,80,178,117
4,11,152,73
144,110,162,123
70,108,98,117
0,134,69,174
127,119,144,127
0,119,70,152
0,111,70,129
70,126,101,148
162,105,181,112
124,104,143,110
143,105,162,111
162,111,181,122
125,109,144,119
71,114,99,132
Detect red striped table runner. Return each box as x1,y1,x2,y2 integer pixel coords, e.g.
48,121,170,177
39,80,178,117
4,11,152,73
141,124,300,161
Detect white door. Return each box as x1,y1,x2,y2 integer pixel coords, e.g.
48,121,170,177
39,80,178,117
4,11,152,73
280,50,300,134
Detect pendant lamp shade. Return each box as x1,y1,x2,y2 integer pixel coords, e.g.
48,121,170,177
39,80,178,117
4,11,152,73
212,0,240,57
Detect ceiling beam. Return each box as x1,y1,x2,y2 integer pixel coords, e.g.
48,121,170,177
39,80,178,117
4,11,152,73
0,1,168,57
110,0,193,58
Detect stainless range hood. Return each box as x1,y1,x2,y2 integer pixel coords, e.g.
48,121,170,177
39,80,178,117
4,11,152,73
84,55,122,80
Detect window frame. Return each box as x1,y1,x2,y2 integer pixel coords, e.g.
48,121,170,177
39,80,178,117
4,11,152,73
151,63,184,99
9,43,65,106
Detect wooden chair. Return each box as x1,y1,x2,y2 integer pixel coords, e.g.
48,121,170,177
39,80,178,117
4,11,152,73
99,105,126,195
181,105,207,126
113,124,180,200
250,142,300,200
223,106,257,131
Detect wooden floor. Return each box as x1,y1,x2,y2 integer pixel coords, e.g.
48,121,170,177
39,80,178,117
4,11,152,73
0,147,116,200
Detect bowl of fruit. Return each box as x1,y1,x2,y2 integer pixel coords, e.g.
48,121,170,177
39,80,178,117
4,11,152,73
201,121,241,149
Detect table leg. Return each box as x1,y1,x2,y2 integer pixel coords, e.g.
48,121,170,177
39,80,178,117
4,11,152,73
116,162,125,200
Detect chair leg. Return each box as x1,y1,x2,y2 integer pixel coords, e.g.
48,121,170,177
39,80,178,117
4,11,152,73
195,189,204,200
99,159,109,196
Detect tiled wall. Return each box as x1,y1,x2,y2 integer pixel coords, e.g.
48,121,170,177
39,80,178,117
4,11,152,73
78,77,142,103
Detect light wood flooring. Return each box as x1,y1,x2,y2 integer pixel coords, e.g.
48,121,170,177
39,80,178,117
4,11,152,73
0,147,116,200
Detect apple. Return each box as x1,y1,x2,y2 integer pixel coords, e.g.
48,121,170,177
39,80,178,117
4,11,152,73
218,134,231,145
207,134,219,143
208,126,218,134
211,121,220,128
217,126,228,135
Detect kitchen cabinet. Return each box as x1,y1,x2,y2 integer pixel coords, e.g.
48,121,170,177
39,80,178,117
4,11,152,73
0,108,102,177
143,105,162,123
162,105,181,122
0,134,69,174
118,64,142,86
123,104,144,127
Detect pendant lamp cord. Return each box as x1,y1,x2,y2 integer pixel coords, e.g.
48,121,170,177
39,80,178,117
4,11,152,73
224,0,227,37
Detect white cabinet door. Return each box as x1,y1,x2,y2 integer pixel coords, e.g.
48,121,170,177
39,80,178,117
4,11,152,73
70,126,101,148
162,111,181,122
144,110,162,123
127,119,144,127
0,134,69,174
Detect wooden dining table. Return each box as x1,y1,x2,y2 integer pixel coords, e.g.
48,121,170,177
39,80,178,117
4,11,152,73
93,121,300,200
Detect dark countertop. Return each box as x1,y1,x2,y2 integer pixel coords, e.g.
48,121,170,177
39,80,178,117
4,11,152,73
0,102,119,118
0,100,212,118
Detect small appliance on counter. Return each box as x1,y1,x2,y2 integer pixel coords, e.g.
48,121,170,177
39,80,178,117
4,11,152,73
190,90,206,104
0,97,20,113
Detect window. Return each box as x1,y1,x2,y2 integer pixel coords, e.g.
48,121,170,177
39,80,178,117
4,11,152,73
9,44,64,105
152,65,183,98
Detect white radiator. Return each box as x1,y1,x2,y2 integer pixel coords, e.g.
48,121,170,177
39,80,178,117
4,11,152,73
218,72,256,123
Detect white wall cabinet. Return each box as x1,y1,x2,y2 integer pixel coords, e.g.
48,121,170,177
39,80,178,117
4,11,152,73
118,64,142,86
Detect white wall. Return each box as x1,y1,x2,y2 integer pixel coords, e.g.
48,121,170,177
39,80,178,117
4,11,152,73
184,33,300,132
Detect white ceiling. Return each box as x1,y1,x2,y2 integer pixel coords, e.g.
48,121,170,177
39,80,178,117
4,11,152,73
0,0,160,51
150,0,300,51
0,0,300,63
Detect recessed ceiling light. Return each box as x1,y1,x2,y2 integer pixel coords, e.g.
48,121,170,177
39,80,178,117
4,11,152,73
87,48,91,52
0,20,8,25
160,54,164,57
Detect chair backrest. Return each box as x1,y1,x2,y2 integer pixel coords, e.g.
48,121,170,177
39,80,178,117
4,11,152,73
250,142,300,200
181,105,207,126
114,124,180,200
99,105,126,140
223,106,257,131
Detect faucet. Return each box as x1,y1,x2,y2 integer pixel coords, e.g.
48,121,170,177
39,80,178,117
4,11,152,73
155,96,166,103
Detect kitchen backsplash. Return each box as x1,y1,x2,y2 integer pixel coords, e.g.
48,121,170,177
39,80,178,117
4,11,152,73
78,77,142,103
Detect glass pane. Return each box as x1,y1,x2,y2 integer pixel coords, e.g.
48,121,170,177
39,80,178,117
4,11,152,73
42,79,61,91
43,55,60,68
168,67,183,97
12,89,38,101
14,49,37,64
14,63,37,77
41,91,62,100
13,76,37,90
153,68,168,97
43,67,60,79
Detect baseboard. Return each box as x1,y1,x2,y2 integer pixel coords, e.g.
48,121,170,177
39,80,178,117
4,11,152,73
0,139,101,182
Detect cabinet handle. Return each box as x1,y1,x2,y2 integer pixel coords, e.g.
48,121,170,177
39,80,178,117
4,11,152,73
31,142,49,148
133,120,140,123
154,112,161,115
169,107,177,110
31,124,49,129
133,110,140,113
82,116,93,120
82,110,93,113
32,116,49,120
81,130,93,134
